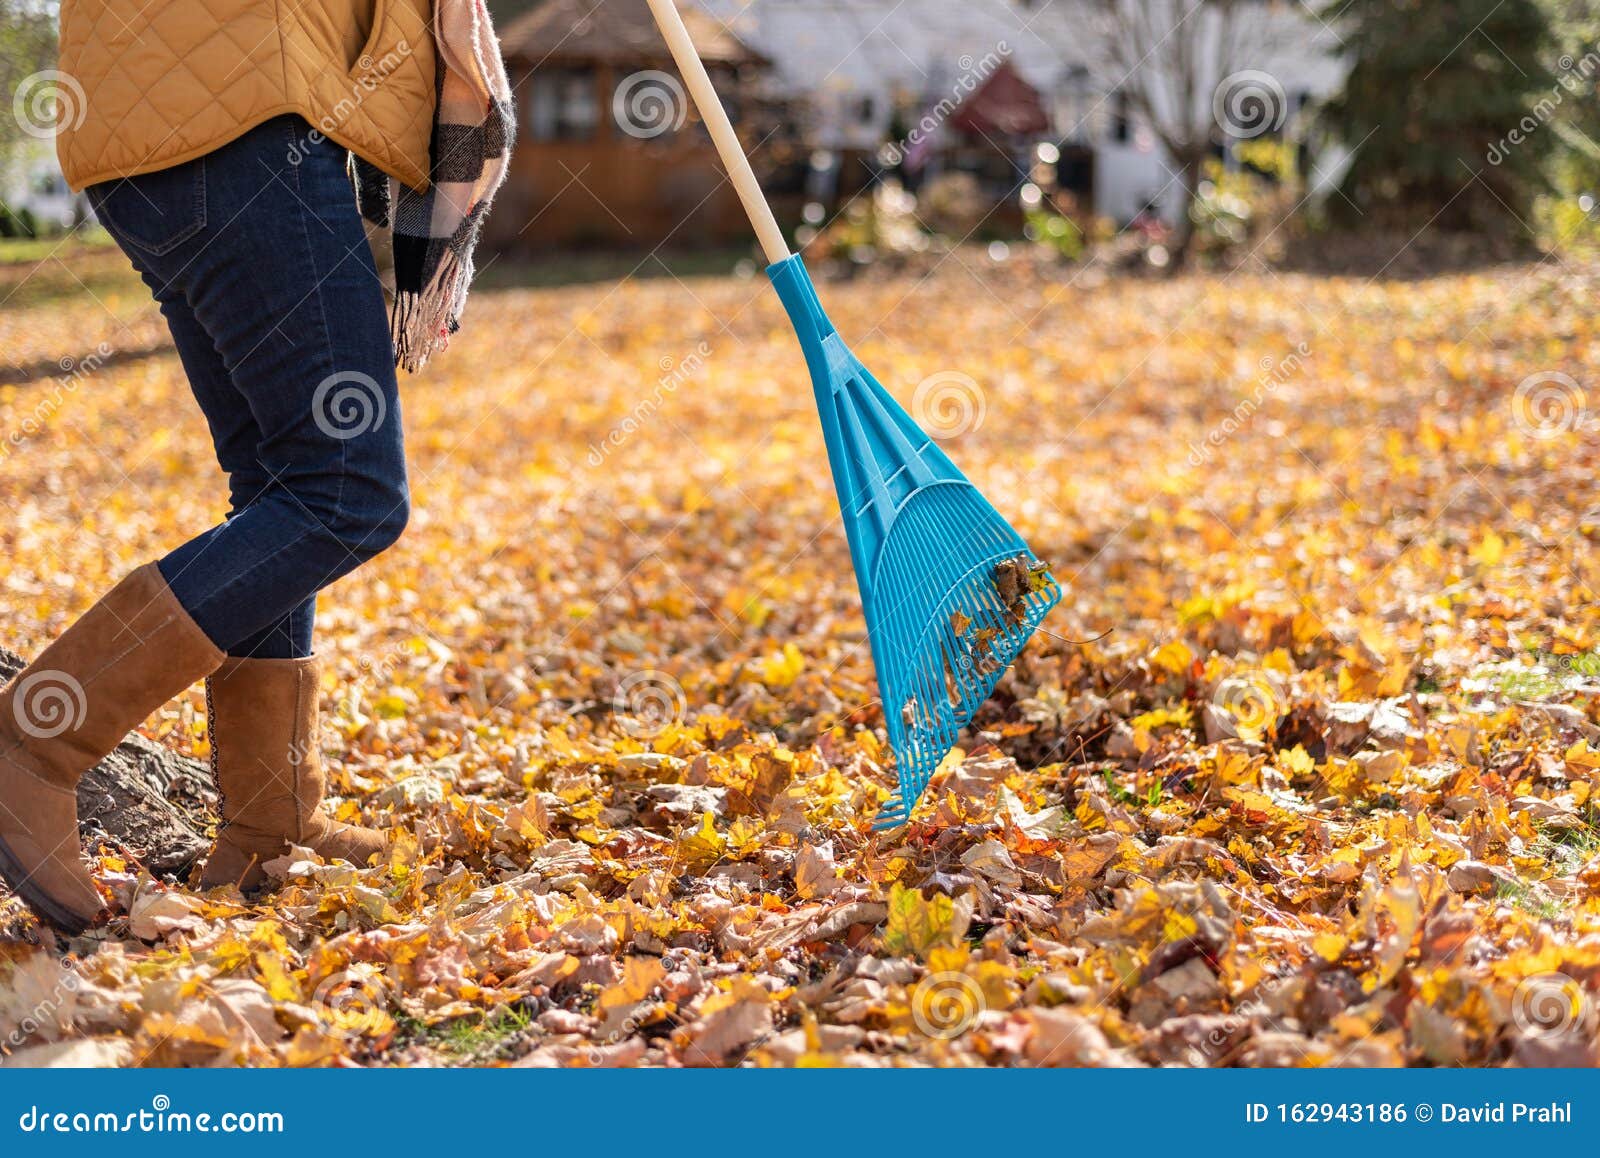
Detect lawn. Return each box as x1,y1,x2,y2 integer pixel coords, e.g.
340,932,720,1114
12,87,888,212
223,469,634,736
1,244,1598,1067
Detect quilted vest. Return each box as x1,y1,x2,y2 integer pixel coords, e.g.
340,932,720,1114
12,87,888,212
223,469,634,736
56,0,437,192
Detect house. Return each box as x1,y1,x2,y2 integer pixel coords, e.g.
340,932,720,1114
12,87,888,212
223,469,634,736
697,0,1057,211
483,0,1346,249
694,0,1347,226
486,0,775,250
1015,0,1350,221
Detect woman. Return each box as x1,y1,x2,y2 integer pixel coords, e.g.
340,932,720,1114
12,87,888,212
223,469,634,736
0,0,443,933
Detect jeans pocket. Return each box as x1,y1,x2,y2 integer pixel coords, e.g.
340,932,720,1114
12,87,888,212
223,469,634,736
88,157,207,257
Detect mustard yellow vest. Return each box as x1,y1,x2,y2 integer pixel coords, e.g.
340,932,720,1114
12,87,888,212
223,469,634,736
56,0,437,191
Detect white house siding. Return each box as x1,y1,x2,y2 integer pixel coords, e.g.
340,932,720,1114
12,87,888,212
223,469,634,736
1,140,82,231
691,0,1348,224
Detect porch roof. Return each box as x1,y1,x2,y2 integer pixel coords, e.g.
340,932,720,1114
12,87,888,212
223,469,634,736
500,0,766,68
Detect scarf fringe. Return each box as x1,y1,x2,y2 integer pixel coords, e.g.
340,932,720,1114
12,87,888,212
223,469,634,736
392,246,478,373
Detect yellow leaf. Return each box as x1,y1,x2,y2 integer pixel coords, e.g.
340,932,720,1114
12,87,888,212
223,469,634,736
1470,529,1505,567
1312,932,1347,962
881,883,967,960
678,811,726,870
1278,745,1315,778
757,642,806,689
598,956,666,1014
1150,640,1194,676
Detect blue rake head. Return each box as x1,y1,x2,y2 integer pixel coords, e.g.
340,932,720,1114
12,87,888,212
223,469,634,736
769,256,1061,828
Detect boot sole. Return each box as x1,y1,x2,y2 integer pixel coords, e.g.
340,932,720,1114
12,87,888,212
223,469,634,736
0,833,93,935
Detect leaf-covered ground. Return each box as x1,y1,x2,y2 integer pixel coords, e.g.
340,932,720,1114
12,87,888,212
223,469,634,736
3,248,1600,1067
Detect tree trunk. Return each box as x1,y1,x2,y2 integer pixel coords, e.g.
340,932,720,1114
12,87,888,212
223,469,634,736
0,647,217,880
1167,153,1205,273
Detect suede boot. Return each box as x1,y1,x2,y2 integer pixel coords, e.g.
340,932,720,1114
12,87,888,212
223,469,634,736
199,656,385,893
0,564,224,932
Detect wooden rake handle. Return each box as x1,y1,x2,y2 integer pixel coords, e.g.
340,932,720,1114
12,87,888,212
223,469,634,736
643,0,791,265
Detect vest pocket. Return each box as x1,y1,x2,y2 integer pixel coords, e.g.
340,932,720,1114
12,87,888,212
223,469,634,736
87,157,206,257
350,0,397,80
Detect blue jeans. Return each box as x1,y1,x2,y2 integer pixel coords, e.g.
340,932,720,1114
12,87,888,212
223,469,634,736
88,116,408,660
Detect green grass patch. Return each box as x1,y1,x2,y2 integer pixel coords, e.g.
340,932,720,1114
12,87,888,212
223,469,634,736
394,1004,535,1060
1494,818,1600,918
1464,651,1600,701
0,229,116,265
0,230,143,310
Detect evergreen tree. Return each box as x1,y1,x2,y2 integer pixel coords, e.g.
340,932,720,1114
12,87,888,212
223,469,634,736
1321,0,1559,234
1,2,60,160
1537,0,1600,246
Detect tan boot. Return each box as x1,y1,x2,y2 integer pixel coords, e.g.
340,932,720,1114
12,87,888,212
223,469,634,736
199,655,385,893
0,564,224,932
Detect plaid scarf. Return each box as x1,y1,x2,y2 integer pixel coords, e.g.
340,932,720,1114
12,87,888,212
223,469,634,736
354,0,513,373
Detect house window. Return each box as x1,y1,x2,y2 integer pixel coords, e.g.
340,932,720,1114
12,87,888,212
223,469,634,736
857,96,876,124
527,68,601,141
1109,90,1130,144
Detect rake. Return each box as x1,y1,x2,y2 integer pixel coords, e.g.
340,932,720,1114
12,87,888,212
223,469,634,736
645,0,1061,827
